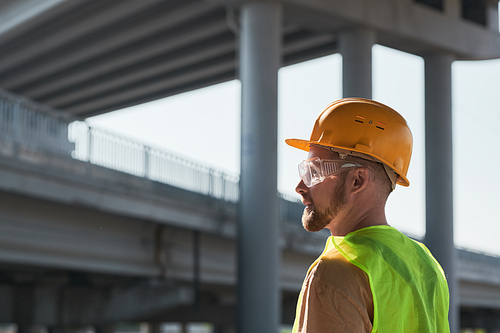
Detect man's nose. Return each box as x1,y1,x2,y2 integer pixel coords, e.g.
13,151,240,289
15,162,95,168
295,179,308,195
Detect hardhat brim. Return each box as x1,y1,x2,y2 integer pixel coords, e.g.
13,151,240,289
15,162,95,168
285,138,410,187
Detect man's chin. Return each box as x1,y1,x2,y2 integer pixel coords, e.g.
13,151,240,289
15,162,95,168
301,208,328,232
303,223,325,233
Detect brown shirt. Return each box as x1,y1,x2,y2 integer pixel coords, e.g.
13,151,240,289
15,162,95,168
293,239,374,333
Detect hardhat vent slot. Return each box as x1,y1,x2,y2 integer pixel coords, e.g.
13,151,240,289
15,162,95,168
376,121,386,130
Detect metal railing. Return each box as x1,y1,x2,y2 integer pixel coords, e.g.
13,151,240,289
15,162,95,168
0,89,239,203
0,89,74,156
69,121,239,202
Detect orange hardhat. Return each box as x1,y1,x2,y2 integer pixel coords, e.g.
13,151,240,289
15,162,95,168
285,98,413,187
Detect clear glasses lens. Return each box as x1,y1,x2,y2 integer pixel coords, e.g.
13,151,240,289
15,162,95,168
298,157,360,187
298,158,324,187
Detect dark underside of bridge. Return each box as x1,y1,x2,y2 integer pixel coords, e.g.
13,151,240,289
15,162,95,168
0,0,338,118
0,0,492,118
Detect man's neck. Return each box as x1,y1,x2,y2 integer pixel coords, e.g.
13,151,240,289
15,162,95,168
326,204,388,237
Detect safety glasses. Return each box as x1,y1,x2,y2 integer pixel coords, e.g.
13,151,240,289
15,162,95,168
298,157,362,187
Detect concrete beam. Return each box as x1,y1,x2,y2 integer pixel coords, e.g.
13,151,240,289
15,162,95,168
458,249,500,286
99,283,194,323
0,1,217,83
0,0,78,42
460,280,500,309
61,57,236,114
0,282,193,326
280,0,500,59
0,0,165,74
0,151,238,239
24,19,232,100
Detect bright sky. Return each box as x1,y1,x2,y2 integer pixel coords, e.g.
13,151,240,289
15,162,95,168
87,45,500,256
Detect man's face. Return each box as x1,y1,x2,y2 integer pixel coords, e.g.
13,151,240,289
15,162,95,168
295,146,349,232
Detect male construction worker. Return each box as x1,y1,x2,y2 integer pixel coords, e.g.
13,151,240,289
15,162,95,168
286,98,450,332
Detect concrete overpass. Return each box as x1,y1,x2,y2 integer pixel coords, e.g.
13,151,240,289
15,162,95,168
1,0,500,332
1,89,500,332
1,0,499,117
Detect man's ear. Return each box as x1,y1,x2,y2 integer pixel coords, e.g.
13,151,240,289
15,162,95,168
351,167,370,194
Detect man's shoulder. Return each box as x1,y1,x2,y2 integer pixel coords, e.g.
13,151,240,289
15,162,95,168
307,245,374,324
313,247,369,289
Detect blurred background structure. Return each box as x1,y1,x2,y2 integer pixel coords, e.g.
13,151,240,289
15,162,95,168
0,0,500,332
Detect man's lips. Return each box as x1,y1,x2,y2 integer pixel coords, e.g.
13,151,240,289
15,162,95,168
302,201,313,208
299,195,313,208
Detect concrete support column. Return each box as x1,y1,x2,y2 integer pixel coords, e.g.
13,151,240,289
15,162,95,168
14,286,35,333
487,1,499,32
17,325,47,333
238,2,282,333
444,0,461,19
148,323,161,333
423,52,458,333
213,324,235,333
94,324,114,333
339,27,376,98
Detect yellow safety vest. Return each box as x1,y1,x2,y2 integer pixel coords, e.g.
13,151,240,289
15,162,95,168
292,226,450,332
